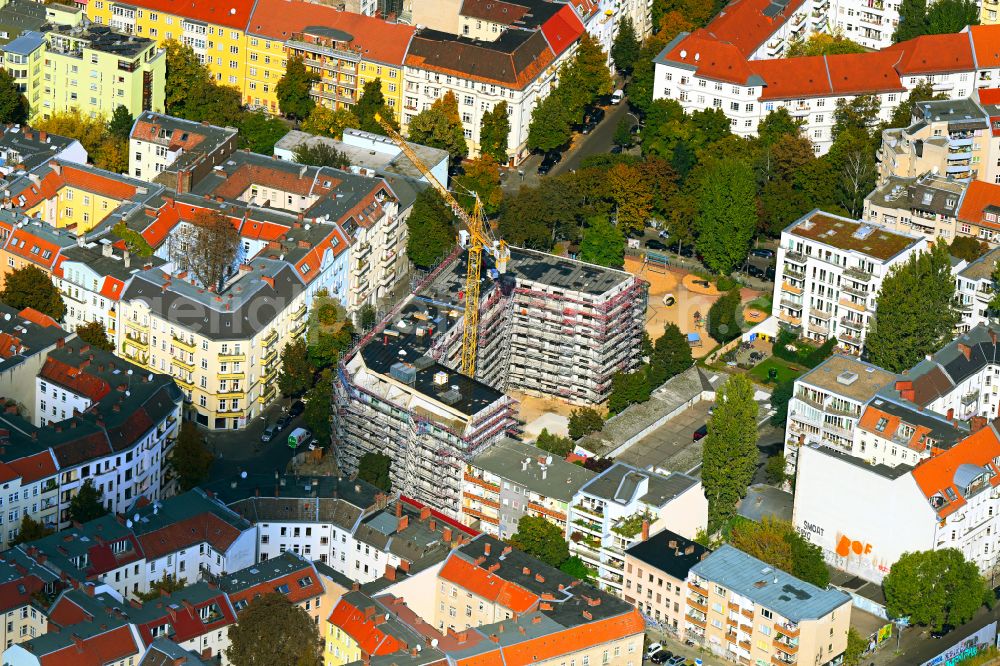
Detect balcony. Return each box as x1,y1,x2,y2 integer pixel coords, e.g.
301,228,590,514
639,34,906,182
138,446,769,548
291,303,307,321
783,265,805,279
843,266,873,282
772,655,797,666
775,621,800,638
686,611,707,629
773,637,799,654
260,329,278,347
171,356,194,372
688,595,708,613
261,346,277,364
688,580,708,596
781,281,803,295
218,352,246,363
574,502,605,519
172,335,195,352
291,320,307,338
839,297,867,313
840,317,864,331
785,251,806,264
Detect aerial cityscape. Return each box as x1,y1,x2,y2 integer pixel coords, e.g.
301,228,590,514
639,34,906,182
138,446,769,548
0,0,999,663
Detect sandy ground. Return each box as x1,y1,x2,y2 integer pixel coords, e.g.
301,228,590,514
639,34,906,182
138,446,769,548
511,391,584,439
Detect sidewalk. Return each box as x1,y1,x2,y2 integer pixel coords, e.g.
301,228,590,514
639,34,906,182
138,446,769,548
644,627,731,666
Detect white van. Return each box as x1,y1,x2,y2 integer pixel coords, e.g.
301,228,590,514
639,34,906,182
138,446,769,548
611,89,624,105
288,427,312,449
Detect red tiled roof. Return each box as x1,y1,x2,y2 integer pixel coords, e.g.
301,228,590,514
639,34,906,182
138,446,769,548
60,165,138,201
400,496,479,536
659,30,759,86
4,228,64,270
102,0,254,30
212,164,340,200
539,4,585,58
136,593,236,645
7,451,58,484
294,226,349,285
886,32,974,75
85,534,144,576
958,180,1000,230
48,595,93,628
970,26,1000,68
138,513,243,560
826,51,905,95
912,425,1000,519
229,564,324,611
438,554,538,613
704,0,806,57
40,358,112,402
38,624,140,666
0,574,45,615
752,55,831,100
139,204,180,248
327,598,405,656
130,120,207,153
98,276,126,301
19,307,60,328
246,0,414,66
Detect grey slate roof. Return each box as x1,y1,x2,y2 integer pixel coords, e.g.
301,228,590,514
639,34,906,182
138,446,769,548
578,462,699,508
0,124,78,173
625,528,710,582
691,544,851,622
469,437,595,501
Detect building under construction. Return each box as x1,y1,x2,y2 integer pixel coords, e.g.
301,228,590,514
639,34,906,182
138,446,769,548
334,246,648,517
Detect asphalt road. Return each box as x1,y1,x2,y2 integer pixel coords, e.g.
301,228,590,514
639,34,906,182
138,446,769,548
204,400,303,479
882,604,1000,666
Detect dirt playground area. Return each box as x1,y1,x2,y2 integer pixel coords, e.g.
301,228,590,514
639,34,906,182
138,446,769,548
511,391,585,439
624,256,762,357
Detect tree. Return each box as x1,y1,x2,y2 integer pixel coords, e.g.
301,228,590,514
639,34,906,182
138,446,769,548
707,289,743,343
563,32,613,108
479,101,511,164
0,265,66,321
611,17,641,74
535,429,574,457
768,379,795,427
498,175,588,249
69,479,108,524
454,155,503,215
237,111,288,154
606,163,654,236
885,81,946,129
883,549,990,629
276,56,319,120
527,91,575,153
511,515,569,567
278,339,312,398
951,235,989,262
568,407,604,440
301,106,359,140
627,32,674,115
648,323,692,387
354,79,398,135
894,0,928,41
608,370,652,414
163,40,244,127
173,209,240,291
358,303,378,331
292,142,350,169
0,70,27,124
579,216,625,268
226,593,322,666
135,574,188,602
12,514,53,545
406,188,455,267
170,421,214,491
702,375,758,531
926,0,979,35
843,628,867,666
75,321,114,352
406,91,468,161
357,452,392,491
94,137,128,173
787,530,829,588
34,108,112,157
306,290,354,371
695,159,757,274
614,118,633,148
559,556,594,581
108,105,134,140
303,369,334,446
112,221,154,257
786,31,866,57
866,242,959,372
764,454,787,486
728,517,829,587
757,109,804,144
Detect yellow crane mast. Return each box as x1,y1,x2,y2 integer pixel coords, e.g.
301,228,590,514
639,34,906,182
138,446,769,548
372,113,508,378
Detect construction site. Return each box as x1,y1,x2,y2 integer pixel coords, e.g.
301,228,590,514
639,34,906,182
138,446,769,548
333,245,648,517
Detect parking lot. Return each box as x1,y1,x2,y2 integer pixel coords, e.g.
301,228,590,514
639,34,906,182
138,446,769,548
615,400,713,472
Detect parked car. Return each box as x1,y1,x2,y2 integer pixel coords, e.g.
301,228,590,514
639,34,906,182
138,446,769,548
289,400,305,418
646,239,668,251
930,626,955,639
750,248,776,258
260,424,281,443
650,651,672,664
746,264,764,279
611,144,625,154
678,244,695,258
538,151,561,175
764,264,776,281
658,230,670,239
693,424,708,441
611,89,624,104
275,413,292,430
582,108,605,134
645,643,662,660
665,657,686,666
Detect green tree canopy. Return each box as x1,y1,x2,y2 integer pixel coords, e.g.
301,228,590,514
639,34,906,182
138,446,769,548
293,142,350,169
866,242,959,372
707,289,743,343
236,111,288,154
786,31,866,57
275,56,319,120
164,40,244,127
303,369,334,446
479,101,511,164
108,105,134,139
355,79,398,135
579,216,625,268
511,515,569,567
357,452,392,491
702,375,758,531
0,70,27,124
12,514,53,545
727,517,828,587
358,303,378,331
695,158,757,274
614,118,633,148
75,321,114,352
647,322,692,386
306,290,354,371
112,221,154,257
408,91,468,161
0,265,66,321
406,188,456,267
884,81,947,129
226,593,322,666
454,155,503,215
608,370,652,414
768,378,795,427
950,235,989,262
69,479,108,524
527,91,575,153
611,17,641,74
535,429,574,457
568,407,603,440
302,106,360,140
135,574,187,602
883,549,990,629
170,421,214,491
278,339,312,399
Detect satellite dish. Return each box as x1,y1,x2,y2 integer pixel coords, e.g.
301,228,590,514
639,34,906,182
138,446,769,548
133,513,140,522
126,520,132,528
431,639,438,648
127,369,133,375
240,471,247,479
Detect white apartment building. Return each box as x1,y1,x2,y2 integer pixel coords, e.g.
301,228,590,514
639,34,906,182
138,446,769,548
128,111,238,189
566,463,707,595
863,173,966,242
652,26,998,154
773,210,927,353
956,247,1000,331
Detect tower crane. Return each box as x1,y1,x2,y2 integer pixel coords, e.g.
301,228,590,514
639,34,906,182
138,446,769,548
373,113,509,378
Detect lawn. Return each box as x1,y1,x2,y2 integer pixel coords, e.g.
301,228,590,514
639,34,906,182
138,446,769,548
749,357,805,385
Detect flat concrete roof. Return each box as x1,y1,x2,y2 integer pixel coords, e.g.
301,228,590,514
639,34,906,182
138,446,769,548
797,355,895,403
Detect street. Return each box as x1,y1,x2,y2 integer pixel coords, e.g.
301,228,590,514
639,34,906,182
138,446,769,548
204,400,303,479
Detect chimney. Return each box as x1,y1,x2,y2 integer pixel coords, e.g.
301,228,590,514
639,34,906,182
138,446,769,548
420,507,431,521
531,615,542,624
38,131,46,142
582,610,593,620
484,543,491,556
102,242,113,258
429,519,437,532
396,502,402,518
397,515,408,531
947,408,954,420
534,573,545,583
958,343,972,361
641,519,650,541
992,329,998,346
522,567,531,576
352,582,360,592
443,527,452,543
399,560,410,573
261,275,274,289
972,415,988,433
384,564,396,581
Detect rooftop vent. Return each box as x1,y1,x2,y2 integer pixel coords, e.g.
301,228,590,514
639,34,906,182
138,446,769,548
853,224,875,240
837,371,859,386
433,371,448,386
389,362,416,385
